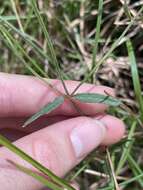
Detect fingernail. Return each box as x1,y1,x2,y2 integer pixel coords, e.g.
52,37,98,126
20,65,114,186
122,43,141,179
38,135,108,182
70,118,106,158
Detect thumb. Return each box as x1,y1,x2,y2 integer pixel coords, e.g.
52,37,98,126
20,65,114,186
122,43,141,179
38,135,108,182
0,116,106,190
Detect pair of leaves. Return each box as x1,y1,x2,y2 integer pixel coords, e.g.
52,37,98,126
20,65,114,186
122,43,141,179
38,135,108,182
23,93,121,128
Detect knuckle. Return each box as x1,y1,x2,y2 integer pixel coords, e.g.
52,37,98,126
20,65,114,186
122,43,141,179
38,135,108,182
32,136,63,176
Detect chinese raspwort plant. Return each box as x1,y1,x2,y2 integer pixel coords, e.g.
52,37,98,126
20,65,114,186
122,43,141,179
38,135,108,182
1,0,142,189
23,91,121,128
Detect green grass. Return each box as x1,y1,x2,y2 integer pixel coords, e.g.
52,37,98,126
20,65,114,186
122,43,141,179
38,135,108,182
0,1,143,189
126,39,143,122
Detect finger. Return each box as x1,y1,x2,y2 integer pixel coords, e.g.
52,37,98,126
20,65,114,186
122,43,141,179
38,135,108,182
0,115,125,190
0,115,68,131
42,182,79,190
0,72,114,117
0,128,27,142
0,114,125,144
98,115,125,145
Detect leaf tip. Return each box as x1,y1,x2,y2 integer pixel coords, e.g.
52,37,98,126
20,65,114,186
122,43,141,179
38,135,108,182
22,122,28,128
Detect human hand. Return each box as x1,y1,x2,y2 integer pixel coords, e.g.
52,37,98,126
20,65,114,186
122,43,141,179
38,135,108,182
0,72,125,190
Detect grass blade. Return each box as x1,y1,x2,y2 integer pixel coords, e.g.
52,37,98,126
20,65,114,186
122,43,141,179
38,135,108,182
10,0,24,32
8,160,63,190
106,149,120,190
127,155,143,187
0,16,51,64
0,25,48,78
91,0,103,82
126,39,143,122
0,26,63,96
0,135,75,190
116,120,137,174
73,93,121,106
31,0,69,95
23,96,64,127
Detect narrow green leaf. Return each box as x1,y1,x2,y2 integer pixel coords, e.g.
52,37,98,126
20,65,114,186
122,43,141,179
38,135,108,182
0,135,75,190
0,25,47,78
0,16,51,67
126,39,143,122
73,93,121,106
91,0,103,81
116,120,137,175
8,160,63,190
122,1,132,20
23,96,64,127
31,0,69,95
127,155,143,187
10,0,24,33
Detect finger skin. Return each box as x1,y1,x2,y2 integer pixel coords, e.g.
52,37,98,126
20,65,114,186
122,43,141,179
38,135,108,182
0,72,114,117
99,115,125,145
0,116,68,131
0,115,125,190
0,115,125,144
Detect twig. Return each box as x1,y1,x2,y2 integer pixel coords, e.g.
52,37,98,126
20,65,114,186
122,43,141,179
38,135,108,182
106,148,121,190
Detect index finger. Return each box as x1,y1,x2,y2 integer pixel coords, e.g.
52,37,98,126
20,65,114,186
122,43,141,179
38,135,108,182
0,72,114,117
